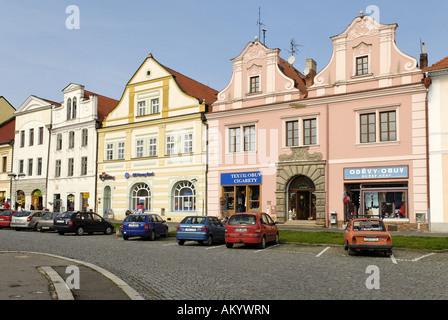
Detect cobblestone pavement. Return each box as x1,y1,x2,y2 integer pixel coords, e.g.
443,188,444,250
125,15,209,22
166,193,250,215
0,228,447,300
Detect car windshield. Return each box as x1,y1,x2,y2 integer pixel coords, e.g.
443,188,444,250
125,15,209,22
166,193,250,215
353,220,386,231
58,212,73,218
42,213,58,220
228,214,256,225
14,211,31,217
1,211,15,216
124,215,147,222
180,216,206,224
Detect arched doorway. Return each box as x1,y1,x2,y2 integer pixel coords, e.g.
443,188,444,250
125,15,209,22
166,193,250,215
67,194,75,211
31,189,43,210
130,183,151,211
16,190,25,210
288,175,316,220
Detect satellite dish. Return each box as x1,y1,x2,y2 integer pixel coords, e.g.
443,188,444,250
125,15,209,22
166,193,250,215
288,55,295,65
303,67,310,76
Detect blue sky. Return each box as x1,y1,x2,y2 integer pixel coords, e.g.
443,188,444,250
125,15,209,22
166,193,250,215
1,0,447,108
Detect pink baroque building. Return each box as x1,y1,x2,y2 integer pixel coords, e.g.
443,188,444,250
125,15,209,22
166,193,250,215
208,13,428,230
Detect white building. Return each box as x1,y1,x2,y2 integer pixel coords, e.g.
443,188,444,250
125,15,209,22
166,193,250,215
47,83,118,212
12,96,55,210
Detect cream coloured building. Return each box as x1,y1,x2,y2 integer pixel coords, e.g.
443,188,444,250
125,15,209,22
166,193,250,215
97,53,217,221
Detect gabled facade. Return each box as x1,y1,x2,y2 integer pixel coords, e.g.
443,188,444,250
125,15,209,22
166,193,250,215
424,56,448,232
97,53,217,221
47,83,118,212
12,96,56,210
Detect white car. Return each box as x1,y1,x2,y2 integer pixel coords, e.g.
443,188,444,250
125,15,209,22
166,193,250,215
10,210,45,231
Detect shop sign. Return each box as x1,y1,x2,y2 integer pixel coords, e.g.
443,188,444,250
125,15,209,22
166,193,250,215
125,172,155,179
344,166,408,180
221,171,262,185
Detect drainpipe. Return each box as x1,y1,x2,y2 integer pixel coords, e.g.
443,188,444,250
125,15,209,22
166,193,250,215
424,72,431,229
325,103,330,228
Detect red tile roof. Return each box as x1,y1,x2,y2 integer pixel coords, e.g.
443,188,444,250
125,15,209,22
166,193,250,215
83,90,119,122
278,57,308,94
163,66,218,106
423,56,448,72
0,116,15,144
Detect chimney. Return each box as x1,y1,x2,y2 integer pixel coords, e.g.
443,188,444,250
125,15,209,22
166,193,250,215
420,42,428,69
305,58,317,87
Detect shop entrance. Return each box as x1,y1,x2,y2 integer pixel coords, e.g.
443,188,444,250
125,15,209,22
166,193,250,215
288,175,316,220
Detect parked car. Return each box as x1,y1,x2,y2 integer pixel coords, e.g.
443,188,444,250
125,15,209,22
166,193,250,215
53,211,114,236
225,212,278,249
10,210,45,231
176,216,225,245
343,218,393,256
120,214,168,240
0,210,17,228
36,212,60,232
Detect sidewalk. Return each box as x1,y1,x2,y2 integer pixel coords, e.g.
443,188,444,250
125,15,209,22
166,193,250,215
0,251,144,300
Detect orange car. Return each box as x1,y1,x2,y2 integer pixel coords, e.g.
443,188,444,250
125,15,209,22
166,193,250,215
343,218,393,256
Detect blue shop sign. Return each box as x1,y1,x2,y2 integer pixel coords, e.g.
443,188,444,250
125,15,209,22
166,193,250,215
344,166,408,180
125,172,155,179
221,171,262,185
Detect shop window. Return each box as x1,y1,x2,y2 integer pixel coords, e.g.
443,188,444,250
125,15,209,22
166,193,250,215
363,190,407,219
173,181,196,211
130,183,151,211
221,184,261,214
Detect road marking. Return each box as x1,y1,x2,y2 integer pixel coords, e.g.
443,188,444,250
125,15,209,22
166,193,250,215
391,254,397,264
39,266,74,300
162,243,177,247
395,252,436,262
316,246,330,257
255,244,280,252
206,245,226,250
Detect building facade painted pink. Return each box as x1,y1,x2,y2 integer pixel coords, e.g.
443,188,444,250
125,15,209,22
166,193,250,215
207,14,428,230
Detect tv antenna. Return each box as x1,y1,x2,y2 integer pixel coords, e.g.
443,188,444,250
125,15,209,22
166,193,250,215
257,7,266,43
286,38,304,65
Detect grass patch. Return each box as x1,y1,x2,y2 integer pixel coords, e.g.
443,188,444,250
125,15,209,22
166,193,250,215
279,230,448,251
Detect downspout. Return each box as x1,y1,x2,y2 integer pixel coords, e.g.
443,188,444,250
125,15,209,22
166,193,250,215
201,107,208,217
424,73,431,228
45,106,53,210
326,103,330,228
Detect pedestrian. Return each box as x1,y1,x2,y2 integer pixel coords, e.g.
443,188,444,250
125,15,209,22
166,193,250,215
137,203,143,214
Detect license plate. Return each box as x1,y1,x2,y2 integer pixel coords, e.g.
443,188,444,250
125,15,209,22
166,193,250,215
128,223,139,227
0,217,4,220
57,220,65,223
185,228,197,231
364,237,378,242
235,228,247,232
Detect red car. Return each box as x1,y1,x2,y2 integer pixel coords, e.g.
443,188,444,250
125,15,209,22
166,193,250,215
225,212,278,249
0,210,17,228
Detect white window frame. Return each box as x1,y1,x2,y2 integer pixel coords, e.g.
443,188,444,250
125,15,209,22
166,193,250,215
282,113,320,149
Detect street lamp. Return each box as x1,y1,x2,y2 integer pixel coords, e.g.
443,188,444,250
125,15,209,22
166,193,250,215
8,172,25,210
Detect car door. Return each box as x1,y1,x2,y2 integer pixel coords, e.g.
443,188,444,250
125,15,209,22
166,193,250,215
261,214,274,241
91,213,105,232
210,217,225,241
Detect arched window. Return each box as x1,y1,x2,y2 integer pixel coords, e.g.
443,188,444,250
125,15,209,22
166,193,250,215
130,183,151,211
67,98,72,120
173,181,196,211
72,97,77,119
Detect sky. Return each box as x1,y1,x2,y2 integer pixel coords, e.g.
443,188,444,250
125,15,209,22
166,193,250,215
1,0,447,109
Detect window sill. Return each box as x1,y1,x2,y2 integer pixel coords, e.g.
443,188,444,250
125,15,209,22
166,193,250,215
356,141,399,148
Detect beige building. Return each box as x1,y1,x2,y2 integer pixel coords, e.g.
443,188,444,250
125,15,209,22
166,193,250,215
97,53,217,221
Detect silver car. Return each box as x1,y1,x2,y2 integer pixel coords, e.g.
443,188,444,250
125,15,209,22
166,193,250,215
37,212,60,232
10,210,45,231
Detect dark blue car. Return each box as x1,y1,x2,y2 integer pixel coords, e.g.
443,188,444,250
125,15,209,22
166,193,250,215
176,216,225,245
120,214,168,241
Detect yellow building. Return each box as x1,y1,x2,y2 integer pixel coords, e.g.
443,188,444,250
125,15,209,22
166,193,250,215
97,53,217,221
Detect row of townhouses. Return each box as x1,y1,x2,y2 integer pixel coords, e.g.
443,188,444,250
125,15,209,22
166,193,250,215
1,14,448,232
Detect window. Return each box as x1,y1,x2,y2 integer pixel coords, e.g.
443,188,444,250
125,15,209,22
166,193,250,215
81,129,88,146
380,111,396,142
137,101,146,116
286,121,299,147
29,128,34,146
250,76,260,93
38,127,44,145
151,98,159,114
37,158,42,176
244,125,255,151
68,158,74,176
56,133,62,150
359,110,397,144
19,160,24,174
173,181,196,211
28,159,33,176
356,56,369,76
117,142,125,159
81,156,87,175
166,136,175,155
149,138,157,157
72,97,77,119
130,183,151,211
106,143,113,160
303,119,317,145
184,133,193,153
2,156,6,173
136,139,144,158
67,98,72,120
360,113,376,143
229,127,241,152
55,160,61,177
69,131,75,149
20,131,25,148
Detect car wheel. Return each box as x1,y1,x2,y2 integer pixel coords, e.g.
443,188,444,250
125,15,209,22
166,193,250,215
348,248,357,255
384,250,392,257
162,228,168,238
178,240,185,245
104,226,113,235
149,230,155,241
123,235,129,240
58,231,65,235
258,236,266,249
205,235,213,246
274,233,279,244
76,227,84,236
226,242,233,248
